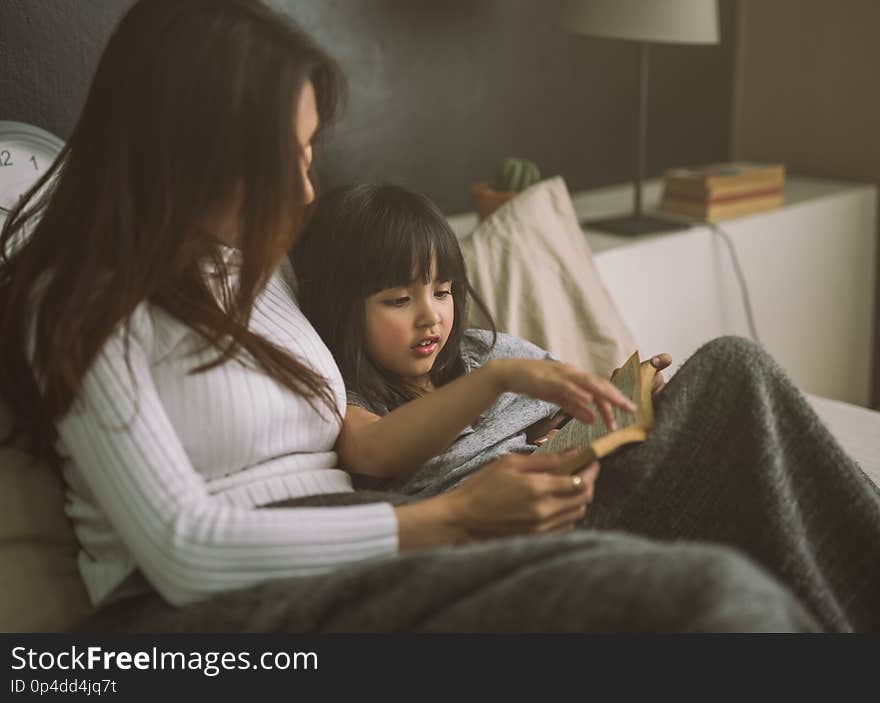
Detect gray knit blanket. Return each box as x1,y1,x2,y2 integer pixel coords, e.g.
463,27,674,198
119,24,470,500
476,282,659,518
75,337,880,633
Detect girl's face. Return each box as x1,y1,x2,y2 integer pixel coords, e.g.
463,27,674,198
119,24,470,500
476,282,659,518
364,266,454,389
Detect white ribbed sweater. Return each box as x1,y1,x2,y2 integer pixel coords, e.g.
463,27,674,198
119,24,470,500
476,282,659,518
55,257,398,607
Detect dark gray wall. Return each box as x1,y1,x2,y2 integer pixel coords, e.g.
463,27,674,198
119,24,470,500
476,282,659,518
0,0,736,215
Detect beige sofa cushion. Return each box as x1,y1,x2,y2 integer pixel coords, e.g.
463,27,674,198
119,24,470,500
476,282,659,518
0,400,92,632
460,176,636,378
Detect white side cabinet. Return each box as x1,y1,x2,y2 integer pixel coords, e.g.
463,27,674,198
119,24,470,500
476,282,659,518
448,176,877,407
577,178,878,407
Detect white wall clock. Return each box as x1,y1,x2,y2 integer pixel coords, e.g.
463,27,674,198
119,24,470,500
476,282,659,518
0,120,65,226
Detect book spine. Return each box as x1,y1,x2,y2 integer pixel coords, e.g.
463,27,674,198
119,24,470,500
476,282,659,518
663,165,785,198
704,165,784,189
660,193,784,221
663,173,784,198
662,184,783,205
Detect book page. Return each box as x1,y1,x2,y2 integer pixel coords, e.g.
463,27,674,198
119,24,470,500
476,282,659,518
638,361,657,430
609,351,642,427
535,351,644,458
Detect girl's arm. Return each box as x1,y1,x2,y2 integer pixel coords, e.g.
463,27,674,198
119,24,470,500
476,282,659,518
337,361,503,478
336,356,635,478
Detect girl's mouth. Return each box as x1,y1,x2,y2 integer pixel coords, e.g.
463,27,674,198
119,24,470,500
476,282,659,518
411,335,440,357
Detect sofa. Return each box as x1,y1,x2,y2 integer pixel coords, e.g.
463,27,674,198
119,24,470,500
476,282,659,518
2,177,877,633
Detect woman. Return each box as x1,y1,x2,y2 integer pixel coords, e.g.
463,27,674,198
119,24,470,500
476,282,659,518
1,0,876,632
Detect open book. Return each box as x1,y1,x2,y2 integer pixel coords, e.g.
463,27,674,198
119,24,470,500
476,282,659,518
534,351,657,475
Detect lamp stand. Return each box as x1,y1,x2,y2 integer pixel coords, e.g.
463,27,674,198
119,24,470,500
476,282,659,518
583,43,686,236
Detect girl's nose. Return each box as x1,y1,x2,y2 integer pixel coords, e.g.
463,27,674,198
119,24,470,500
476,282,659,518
416,301,441,327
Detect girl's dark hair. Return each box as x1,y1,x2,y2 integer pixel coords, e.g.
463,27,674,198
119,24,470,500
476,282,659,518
293,183,496,412
0,0,345,466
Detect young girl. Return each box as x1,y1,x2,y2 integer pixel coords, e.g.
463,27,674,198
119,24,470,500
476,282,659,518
293,183,662,498
294,183,880,632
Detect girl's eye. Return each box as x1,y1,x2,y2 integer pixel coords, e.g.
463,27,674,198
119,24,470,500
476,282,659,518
384,297,409,307
434,289,452,299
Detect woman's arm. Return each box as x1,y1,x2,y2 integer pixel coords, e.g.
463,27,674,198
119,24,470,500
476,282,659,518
55,308,399,606
336,356,635,478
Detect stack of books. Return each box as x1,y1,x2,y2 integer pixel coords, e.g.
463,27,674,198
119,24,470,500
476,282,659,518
659,162,785,222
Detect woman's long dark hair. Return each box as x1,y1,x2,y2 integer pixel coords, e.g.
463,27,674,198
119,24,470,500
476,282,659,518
293,183,496,412
0,0,345,466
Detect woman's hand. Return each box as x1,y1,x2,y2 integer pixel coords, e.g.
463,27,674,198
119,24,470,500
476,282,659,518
439,450,600,541
649,353,673,395
489,358,636,431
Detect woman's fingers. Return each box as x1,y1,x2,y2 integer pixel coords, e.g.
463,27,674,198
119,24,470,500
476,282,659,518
451,453,602,540
533,464,601,531
574,461,600,501
517,448,583,474
539,460,600,495
536,503,588,533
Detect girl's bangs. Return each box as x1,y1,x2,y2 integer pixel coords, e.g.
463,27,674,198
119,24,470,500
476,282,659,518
422,221,463,285
364,207,462,294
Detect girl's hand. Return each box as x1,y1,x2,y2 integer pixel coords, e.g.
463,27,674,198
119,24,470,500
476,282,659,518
489,358,636,431
439,450,600,540
649,353,673,395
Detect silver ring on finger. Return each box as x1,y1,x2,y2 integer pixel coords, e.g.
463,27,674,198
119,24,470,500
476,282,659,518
571,474,583,491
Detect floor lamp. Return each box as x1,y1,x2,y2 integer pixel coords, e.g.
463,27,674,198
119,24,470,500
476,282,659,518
561,0,719,235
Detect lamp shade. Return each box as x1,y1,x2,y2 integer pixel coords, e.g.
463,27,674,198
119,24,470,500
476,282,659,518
561,0,719,45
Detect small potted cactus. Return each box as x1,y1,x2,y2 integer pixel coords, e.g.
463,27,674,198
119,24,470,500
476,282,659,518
471,157,542,220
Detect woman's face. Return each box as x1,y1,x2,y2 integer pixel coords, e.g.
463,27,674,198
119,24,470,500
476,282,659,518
295,80,319,207
363,263,454,389
208,80,318,248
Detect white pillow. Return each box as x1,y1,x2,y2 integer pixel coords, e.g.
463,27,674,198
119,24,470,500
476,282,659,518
460,176,636,378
